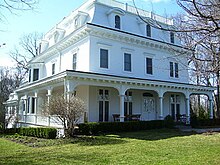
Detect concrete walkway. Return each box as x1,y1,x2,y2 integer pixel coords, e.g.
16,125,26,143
176,125,220,133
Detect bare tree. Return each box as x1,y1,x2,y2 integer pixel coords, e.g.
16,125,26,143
43,95,86,137
134,0,220,116
10,32,43,77
0,67,22,128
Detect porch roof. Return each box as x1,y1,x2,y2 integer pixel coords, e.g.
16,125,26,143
15,70,215,95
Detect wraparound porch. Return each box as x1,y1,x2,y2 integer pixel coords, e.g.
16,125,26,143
6,70,215,128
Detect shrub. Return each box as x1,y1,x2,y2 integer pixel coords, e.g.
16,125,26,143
19,127,57,139
4,127,57,139
164,115,175,128
78,120,167,135
191,118,220,128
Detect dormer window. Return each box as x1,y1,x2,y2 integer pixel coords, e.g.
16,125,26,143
33,69,39,81
115,15,121,29
170,32,175,43
146,24,151,37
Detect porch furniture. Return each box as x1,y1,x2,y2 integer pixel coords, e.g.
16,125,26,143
113,114,141,121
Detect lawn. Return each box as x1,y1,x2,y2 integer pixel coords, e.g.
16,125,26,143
1,129,220,165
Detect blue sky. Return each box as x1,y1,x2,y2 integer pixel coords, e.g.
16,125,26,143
0,0,182,67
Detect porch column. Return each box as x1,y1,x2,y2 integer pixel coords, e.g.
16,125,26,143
186,97,190,124
209,99,214,119
64,79,77,101
34,92,38,124
119,95,125,122
159,97,163,120
47,88,52,126
24,95,28,123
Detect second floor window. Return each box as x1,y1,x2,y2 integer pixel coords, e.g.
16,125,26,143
100,49,108,69
33,69,39,81
52,63,55,75
73,53,77,70
170,32,174,43
115,15,121,29
146,24,151,37
146,57,153,75
170,62,179,78
124,53,131,72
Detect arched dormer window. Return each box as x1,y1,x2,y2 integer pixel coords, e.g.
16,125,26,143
115,15,120,29
146,24,151,37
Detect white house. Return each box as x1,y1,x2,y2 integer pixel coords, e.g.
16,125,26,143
5,0,215,128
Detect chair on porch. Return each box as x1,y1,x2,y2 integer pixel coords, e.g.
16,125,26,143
112,114,141,121
112,114,120,121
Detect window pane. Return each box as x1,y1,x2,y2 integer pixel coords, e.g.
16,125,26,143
124,53,131,71
146,58,153,74
33,69,39,81
115,15,120,29
170,62,174,77
100,49,108,68
175,63,179,78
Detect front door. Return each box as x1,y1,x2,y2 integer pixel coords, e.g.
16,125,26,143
142,96,155,120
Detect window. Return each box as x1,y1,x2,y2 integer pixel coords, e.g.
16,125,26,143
170,62,174,77
27,97,30,113
146,24,151,37
175,63,179,78
124,53,131,72
98,89,109,122
124,91,132,121
115,15,121,29
100,49,108,69
170,32,174,43
52,63,55,75
28,69,31,82
170,62,179,78
33,69,39,81
31,97,35,114
73,53,77,70
146,57,153,75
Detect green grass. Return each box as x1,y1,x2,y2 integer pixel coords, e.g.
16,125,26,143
1,129,220,165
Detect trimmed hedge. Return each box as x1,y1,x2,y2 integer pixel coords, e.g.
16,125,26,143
4,127,57,139
191,118,220,128
77,120,171,135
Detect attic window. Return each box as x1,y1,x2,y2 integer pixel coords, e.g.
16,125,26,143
115,15,121,29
